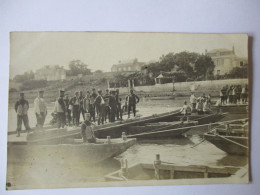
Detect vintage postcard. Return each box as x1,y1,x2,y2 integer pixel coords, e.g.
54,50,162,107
7,32,249,190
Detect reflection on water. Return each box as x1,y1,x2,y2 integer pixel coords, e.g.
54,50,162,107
7,98,248,188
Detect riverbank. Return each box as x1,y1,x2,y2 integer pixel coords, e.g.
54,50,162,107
8,78,248,105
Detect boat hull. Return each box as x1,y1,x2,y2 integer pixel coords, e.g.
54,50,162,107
105,163,239,181
212,104,248,114
7,138,136,165
204,134,248,155
126,121,197,138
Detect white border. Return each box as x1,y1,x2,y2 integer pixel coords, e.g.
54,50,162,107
1,0,260,194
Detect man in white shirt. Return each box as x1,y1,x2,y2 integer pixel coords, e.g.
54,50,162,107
190,92,197,110
34,90,47,129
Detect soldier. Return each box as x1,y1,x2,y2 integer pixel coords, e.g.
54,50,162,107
94,89,105,125
89,88,97,122
81,113,96,143
34,90,47,129
83,91,91,113
54,90,66,128
126,89,140,118
103,89,111,123
115,89,120,120
190,92,197,110
180,100,192,120
70,91,80,126
15,92,31,137
64,94,72,126
109,90,117,122
79,91,85,121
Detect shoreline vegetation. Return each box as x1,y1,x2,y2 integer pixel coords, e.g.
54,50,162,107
9,50,248,105
8,75,248,105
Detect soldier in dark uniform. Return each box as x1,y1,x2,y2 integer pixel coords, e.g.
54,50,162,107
103,89,111,123
89,88,98,122
70,91,81,126
109,90,117,122
126,89,140,118
115,89,120,120
15,92,31,137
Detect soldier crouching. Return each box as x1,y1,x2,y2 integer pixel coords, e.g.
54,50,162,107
81,113,96,143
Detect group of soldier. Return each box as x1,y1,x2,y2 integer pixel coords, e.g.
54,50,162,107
14,91,47,137
220,84,248,105
180,92,212,118
14,88,140,137
54,88,140,128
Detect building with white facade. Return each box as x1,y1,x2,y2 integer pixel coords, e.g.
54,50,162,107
35,65,66,81
205,46,247,76
111,58,146,72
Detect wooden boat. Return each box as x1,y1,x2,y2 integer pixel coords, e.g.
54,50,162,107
172,112,227,125
212,103,248,114
9,109,182,138
9,109,225,143
94,111,226,139
7,137,136,165
125,121,198,138
104,155,240,182
204,119,248,155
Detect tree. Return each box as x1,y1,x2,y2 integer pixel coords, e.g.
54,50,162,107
159,52,177,71
228,67,248,78
194,55,215,80
174,52,199,78
67,60,91,76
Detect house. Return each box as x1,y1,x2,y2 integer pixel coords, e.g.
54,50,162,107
155,71,186,84
205,46,248,76
35,65,66,81
111,58,146,72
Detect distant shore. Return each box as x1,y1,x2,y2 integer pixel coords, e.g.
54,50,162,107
8,78,248,105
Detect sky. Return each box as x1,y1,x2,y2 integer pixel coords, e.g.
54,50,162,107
10,32,248,78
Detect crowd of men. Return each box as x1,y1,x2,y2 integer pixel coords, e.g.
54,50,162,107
14,88,140,137
180,92,212,118
219,84,248,105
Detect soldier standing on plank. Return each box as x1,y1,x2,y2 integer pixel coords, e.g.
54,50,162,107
94,89,105,125
81,113,96,143
126,89,140,118
103,89,111,123
79,91,85,121
53,89,67,128
83,91,91,114
34,90,47,129
70,91,81,126
64,94,72,126
89,88,97,122
15,92,31,137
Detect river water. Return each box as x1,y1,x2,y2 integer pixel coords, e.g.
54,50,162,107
6,97,248,189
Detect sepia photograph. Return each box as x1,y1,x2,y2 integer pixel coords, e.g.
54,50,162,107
6,32,249,190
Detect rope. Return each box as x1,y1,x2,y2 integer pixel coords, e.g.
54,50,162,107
126,118,248,138
215,134,248,149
